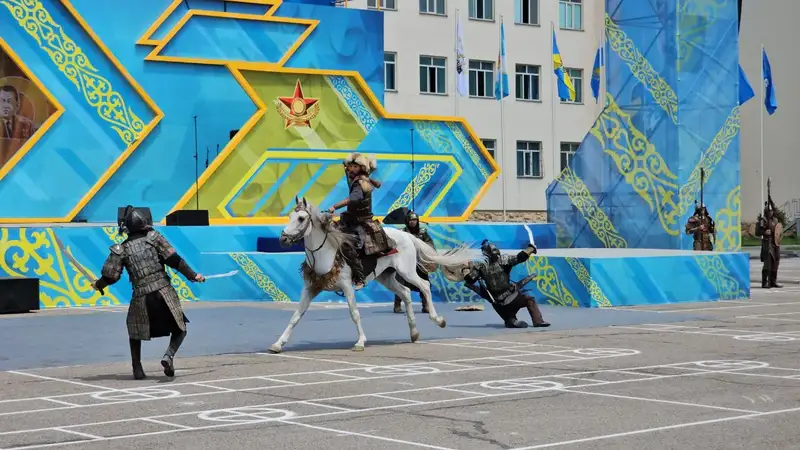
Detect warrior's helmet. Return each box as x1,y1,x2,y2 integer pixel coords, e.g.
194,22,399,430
405,210,420,231
343,152,377,176
480,239,501,262
119,205,152,235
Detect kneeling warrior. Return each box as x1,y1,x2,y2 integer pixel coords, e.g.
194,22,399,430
462,240,550,329
393,210,433,314
93,206,205,380
329,152,393,290
685,202,715,251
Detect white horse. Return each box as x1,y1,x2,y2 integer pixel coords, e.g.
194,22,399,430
268,197,478,353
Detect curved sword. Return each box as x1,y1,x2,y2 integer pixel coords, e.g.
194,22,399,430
52,233,105,295
523,223,536,248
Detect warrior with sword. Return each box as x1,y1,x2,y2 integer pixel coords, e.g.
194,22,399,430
756,178,783,289
90,206,206,380
460,228,550,329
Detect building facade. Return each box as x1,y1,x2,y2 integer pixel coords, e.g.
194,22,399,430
345,0,604,213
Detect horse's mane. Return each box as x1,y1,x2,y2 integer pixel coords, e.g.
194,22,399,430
305,202,357,250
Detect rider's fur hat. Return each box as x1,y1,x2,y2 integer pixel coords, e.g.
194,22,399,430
344,152,377,175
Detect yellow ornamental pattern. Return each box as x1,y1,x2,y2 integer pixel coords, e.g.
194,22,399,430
445,122,490,179
680,106,741,214
714,185,742,252
605,14,679,124
558,167,628,248
695,255,747,300
388,163,438,213
590,94,681,236
0,0,145,145
0,228,120,308
564,257,612,307
229,252,291,302
525,257,579,307
101,227,197,302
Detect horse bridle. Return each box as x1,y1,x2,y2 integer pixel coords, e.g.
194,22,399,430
281,204,331,267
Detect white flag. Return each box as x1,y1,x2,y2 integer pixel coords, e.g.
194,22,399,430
455,9,468,97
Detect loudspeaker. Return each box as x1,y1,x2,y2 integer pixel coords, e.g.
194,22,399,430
166,209,209,226
0,277,40,314
117,206,153,226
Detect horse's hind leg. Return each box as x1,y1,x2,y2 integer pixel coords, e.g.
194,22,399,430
269,285,316,353
377,272,419,343
399,269,445,329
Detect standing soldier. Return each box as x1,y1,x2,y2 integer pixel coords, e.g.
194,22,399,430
756,196,783,289
393,211,433,314
93,206,205,380
685,203,716,251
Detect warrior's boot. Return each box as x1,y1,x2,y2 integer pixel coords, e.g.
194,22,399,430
770,270,782,288
393,295,403,313
762,268,770,289
527,298,551,328
505,317,529,328
161,331,186,377
129,339,146,380
341,244,365,290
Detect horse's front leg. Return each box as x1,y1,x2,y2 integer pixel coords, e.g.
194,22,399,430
340,278,367,352
269,284,315,353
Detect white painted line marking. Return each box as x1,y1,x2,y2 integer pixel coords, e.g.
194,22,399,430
279,420,456,449
323,372,366,380
190,383,235,392
6,371,117,392
258,377,302,385
455,337,574,349
560,388,761,414
43,398,79,407
140,418,194,430
53,428,102,440
507,405,800,449
257,352,377,367
371,394,424,404
438,387,490,397
299,401,355,412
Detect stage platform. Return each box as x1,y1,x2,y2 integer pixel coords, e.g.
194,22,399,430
0,223,749,310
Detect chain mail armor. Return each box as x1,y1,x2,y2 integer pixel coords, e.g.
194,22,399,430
345,176,373,222
99,230,197,340
466,251,531,299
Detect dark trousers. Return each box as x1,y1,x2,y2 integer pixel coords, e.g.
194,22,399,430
762,245,780,286
490,293,545,325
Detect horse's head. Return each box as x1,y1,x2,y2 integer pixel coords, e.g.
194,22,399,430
279,196,317,247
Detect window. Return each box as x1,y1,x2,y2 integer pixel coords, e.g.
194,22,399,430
563,68,583,103
469,60,494,98
559,0,582,30
367,0,396,10
420,0,445,15
419,56,447,94
384,52,397,91
516,141,542,178
468,0,493,20
515,0,539,25
515,64,540,101
560,142,579,170
481,139,496,160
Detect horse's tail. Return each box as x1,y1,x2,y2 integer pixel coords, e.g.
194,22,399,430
409,235,478,272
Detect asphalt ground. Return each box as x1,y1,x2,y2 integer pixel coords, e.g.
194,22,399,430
1,259,800,449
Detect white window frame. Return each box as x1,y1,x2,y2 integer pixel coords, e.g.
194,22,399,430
515,0,539,26
367,0,397,11
469,60,495,99
419,55,447,95
559,0,582,30
384,52,397,92
516,141,543,178
419,0,446,16
562,68,583,104
468,0,494,21
515,64,540,101
560,142,580,170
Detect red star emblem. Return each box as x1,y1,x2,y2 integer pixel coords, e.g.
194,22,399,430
277,80,319,128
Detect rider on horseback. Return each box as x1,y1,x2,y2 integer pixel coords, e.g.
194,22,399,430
328,153,393,291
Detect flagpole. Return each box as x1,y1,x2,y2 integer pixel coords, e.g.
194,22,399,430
550,21,558,183
760,44,764,206
499,15,507,222
454,9,459,116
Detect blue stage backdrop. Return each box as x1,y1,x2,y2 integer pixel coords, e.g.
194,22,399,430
0,0,497,225
546,0,742,251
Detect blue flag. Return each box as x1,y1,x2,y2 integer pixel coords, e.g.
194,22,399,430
590,46,603,103
738,64,754,105
494,20,509,100
762,48,777,115
552,31,575,101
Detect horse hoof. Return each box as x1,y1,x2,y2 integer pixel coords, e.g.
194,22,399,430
438,318,447,328
410,331,420,343
268,344,282,354
352,344,365,352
